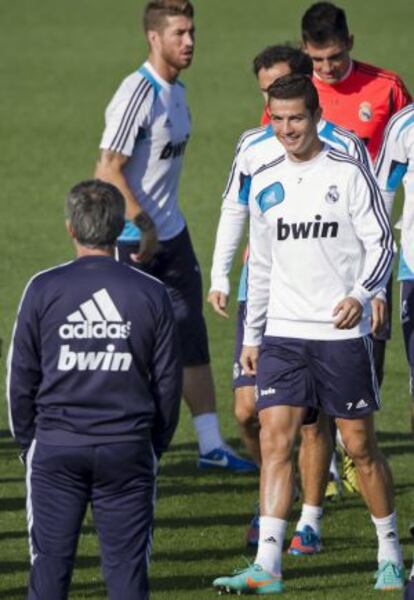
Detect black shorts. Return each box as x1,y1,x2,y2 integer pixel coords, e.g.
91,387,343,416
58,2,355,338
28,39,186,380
233,301,257,389
401,280,414,396
117,227,210,367
256,335,380,419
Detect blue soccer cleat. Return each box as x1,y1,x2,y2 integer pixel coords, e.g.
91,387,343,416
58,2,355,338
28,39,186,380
374,560,405,591
198,445,258,472
213,563,284,595
288,525,321,555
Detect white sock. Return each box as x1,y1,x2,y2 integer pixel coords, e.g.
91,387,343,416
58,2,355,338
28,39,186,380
296,503,323,536
329,452,340,480
255,516,287,577
371,512,403,567
193,412,224,455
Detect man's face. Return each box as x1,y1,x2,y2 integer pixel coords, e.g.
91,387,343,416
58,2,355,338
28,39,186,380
153,15,195,71
257,62,292,102
269,96,320,160
303,37,353,84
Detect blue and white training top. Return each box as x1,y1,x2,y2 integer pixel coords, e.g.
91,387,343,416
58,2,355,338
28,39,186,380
100,61,191,242
7,256,182,455
245,146,394,344
375,103,414,280
209,119,372,302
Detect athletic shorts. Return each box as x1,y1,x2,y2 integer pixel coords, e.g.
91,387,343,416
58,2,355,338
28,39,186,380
233,301,256,389
233,305,318,425
401,280,414,396
256,335,380,419
117,227,210,367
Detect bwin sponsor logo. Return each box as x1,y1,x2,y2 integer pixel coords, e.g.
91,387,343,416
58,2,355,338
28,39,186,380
261,387,276,396
160,136,189,160
276,215,338,241
58,344,132,372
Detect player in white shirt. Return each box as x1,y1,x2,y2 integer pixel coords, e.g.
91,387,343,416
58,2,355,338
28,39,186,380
376,103,414,438
213,74,404,595
209,46,375,547
95,0,255,472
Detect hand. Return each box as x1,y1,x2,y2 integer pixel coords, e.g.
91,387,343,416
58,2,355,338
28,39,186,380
131,212,159,263
370,297,388,337
240,345,259,376
207,290,229,318
333,296,363,329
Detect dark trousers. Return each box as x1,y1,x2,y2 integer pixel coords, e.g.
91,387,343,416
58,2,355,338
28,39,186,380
26,440,156,600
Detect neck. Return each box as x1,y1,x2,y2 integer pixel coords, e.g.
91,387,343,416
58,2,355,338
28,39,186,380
75,245,114,258
148,54,179,83
288,138,324,163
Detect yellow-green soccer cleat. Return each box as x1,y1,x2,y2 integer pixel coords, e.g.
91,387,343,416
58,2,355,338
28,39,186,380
213,563,284,595
341,453,360,495
325,474,343,501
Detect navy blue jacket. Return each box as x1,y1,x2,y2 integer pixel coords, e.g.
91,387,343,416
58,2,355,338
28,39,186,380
7,256,182,457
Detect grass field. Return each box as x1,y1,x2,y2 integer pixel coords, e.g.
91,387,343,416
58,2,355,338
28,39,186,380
0,0,413,598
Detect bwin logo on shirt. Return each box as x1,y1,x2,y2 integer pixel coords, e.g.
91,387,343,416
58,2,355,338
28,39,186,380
159,135,189,160
276,215,338,241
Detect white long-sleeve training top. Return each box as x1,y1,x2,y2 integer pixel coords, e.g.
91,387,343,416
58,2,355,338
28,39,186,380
210,120,372,300
244,146,395,345
375,103,414,280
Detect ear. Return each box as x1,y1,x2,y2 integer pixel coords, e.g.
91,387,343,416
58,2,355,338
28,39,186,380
147,29,160,51
346,35,354,52
65,220,76,239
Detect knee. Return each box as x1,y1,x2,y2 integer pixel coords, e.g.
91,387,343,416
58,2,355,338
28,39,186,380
342,434,375,467
234,389,257,428
260,427,294,462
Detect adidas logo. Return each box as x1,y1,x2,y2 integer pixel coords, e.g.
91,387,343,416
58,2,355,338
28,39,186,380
59,289,131,340
264,536,278,544
57,289,132,372
356,399,368,410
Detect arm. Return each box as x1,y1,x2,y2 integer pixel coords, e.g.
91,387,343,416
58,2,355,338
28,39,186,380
208,137,251,316
7,282,42,450
243,208,272,348
149,289,183,458
95,150,158,263
348,166,395,307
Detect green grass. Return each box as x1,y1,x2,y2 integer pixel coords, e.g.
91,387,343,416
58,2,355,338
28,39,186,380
0,0,413,598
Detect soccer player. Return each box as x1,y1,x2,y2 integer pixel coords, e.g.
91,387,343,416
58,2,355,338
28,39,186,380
209,45,374,547
7,180,182,600
213,74,404,594
95,0,255,471
375,103,414,436
300,0,412,492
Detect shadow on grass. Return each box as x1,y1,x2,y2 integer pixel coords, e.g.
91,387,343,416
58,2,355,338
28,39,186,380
0,497,25,511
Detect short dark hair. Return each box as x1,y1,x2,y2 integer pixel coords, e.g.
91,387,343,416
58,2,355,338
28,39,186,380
267,73,320,115
302,2,350,45
143,0,194,32
66,180,125,249
253,45,313,78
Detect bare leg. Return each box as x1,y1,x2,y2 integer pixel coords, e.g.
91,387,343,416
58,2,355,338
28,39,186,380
336,414,394,517
298,412,332,507
234,386,261,465
259,405,307,518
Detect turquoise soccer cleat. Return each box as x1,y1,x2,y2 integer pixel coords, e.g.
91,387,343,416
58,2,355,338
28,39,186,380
374,560,405,591
212,563,284,595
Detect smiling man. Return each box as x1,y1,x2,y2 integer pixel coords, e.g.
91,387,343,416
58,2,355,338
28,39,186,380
95,0,255,472
302,2,411,162
213,74,404,595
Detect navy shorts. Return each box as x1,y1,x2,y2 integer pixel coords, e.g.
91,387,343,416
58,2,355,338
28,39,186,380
117,227,210,367
233,301,257,389
401,280,414,396
256,335,380,419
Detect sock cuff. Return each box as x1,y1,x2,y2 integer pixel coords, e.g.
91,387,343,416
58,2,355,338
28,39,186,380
371,511,397,527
